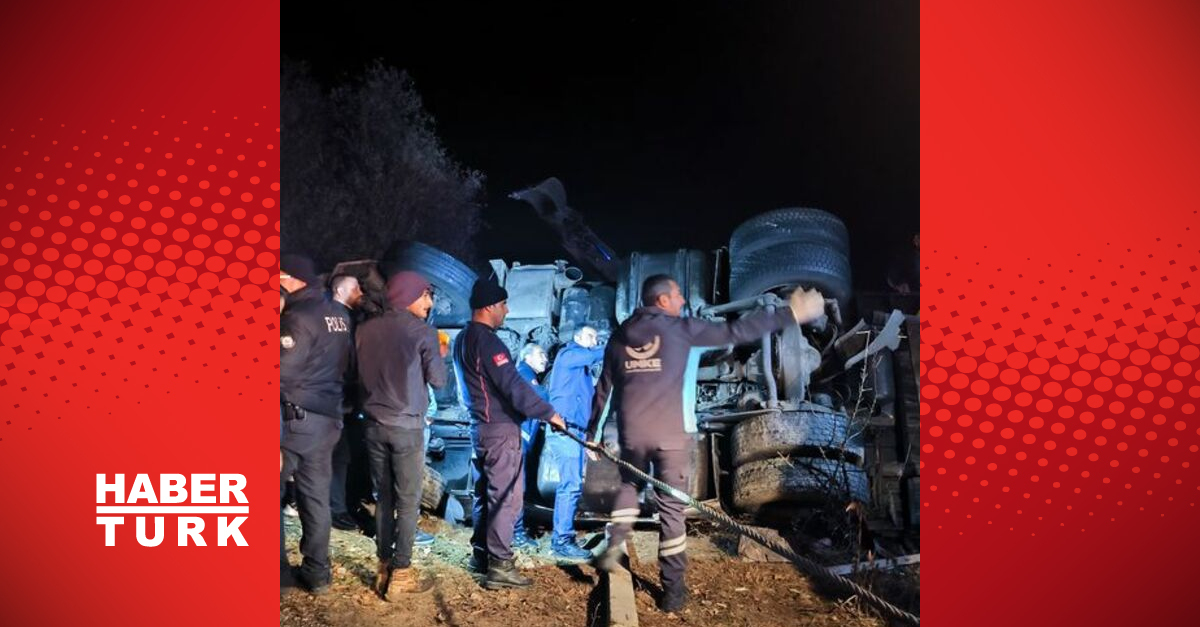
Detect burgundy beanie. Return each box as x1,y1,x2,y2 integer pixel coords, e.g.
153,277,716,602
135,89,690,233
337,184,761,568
387,271,431,310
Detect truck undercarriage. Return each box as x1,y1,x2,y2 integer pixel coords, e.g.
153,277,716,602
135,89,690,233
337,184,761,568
333,178,920,559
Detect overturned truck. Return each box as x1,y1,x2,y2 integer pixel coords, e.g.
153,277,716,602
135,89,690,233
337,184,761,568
336,178,920,550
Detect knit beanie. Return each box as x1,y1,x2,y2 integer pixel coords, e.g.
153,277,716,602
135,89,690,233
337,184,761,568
387,271,431,310
469,279,508,309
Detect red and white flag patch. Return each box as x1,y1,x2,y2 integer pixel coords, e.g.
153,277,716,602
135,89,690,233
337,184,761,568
492,353,510,367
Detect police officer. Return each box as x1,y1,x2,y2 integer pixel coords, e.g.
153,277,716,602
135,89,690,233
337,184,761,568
327,273,365,532
587,275,825,612
545,326,604,561
512,342,549,550
453,279,566,590
280,254,355,594
357,271,447,599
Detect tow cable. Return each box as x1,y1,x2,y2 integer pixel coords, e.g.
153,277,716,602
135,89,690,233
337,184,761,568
557,428,920,626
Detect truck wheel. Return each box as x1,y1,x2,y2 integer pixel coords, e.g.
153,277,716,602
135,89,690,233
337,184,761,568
728,242,852,307
730,207,850,258
421,465,446,514
731,408,863,467
731,457,868,512
381,241,477,326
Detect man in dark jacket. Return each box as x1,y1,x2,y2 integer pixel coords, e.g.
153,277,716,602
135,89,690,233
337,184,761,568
327,273,366,533
280,254,355,594
544,326,604,560
356,271,447,599
587,274,826,612
453,279,566,590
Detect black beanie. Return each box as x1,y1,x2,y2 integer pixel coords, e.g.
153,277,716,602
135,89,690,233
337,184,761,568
280,253,319,286
469,279,508,310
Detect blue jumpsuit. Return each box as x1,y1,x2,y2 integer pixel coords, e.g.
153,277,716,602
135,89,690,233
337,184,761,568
545,341,604,544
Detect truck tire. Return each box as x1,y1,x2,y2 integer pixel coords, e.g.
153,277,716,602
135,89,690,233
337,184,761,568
382,241,477,326
421,465,446,514
729,242,852,307
731,408,864,467
730,208,850,258
731,458,868,512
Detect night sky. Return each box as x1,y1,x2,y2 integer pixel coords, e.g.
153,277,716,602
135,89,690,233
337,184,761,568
283,2,918,289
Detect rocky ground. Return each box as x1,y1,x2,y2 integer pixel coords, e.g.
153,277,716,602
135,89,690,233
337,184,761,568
281,514,892,627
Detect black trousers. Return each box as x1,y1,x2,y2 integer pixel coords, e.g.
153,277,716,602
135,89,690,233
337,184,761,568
365,424,425,569
330,415,370,515
280,410,342,585
471,425,524,562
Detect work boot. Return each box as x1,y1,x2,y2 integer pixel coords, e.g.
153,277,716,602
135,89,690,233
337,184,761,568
551,539,592,563
467,547,488,574
298,572,330,596
414,529,435,546
511,530,537,550
384,566,434,599
331,511,357,531
280,562,297,591
484,558,533,590
373,560,390,597
659,584,688,613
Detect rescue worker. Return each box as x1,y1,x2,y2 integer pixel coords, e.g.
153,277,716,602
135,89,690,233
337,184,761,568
587,274,826,612
453,279,566,590
356,271,447,599
512,342,549,550
544,326,604,561
280,254,355,595
327,273,365,532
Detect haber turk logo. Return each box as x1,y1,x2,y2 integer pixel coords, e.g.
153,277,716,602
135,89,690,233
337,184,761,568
95,474,250,547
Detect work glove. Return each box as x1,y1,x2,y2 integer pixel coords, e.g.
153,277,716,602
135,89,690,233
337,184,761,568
789,287,826,324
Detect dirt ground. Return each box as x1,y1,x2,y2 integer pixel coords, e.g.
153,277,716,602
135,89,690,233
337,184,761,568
280,515,890,627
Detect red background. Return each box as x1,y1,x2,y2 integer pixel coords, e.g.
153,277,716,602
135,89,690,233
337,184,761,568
0,1,279,625
924,1,1200,624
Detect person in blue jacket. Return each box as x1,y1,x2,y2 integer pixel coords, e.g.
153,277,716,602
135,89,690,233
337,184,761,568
544,326,604,561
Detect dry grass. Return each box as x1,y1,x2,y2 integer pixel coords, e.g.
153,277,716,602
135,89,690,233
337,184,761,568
281,516,903,627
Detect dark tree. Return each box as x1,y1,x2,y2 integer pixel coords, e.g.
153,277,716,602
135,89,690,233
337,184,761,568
281,59,485,269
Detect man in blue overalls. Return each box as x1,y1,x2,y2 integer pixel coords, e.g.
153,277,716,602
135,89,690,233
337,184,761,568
545,326,604,561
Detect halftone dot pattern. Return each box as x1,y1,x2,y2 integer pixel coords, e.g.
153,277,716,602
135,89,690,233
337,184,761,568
922,233,1200,534
0,109,280,442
